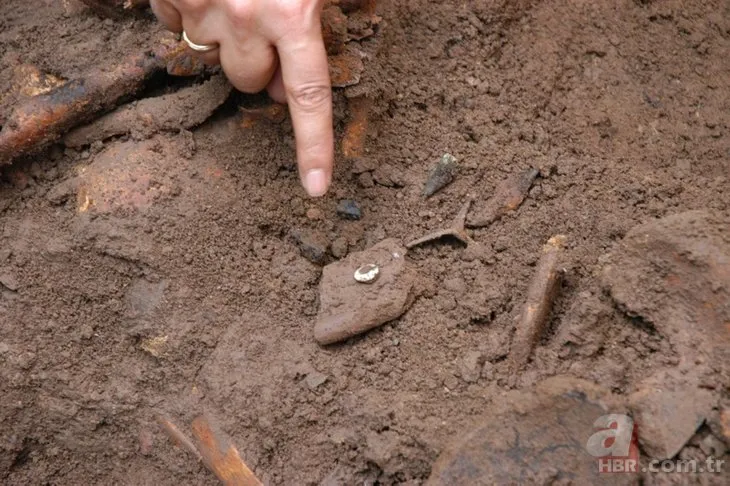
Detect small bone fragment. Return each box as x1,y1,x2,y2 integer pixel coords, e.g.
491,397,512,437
342,96,371,159
509,235,567,371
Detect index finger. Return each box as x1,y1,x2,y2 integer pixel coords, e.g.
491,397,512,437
276,26,334,198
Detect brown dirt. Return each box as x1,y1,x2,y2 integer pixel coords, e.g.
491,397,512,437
1,0,729,485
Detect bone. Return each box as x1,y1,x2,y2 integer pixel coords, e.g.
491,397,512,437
0,36,200,165
509,235,567,371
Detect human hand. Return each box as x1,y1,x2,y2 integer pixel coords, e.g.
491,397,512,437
150,0,333,197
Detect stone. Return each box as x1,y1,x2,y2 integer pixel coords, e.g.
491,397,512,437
292,229,329,264
305,371,328,390
306,207,324,221
314,239,416,345
357,171,374,188
601,211,730,360
336,199,362,220
330,237,349,259
423,153,459,198
628,369,715,459
427,377,632,486
0,272,19,291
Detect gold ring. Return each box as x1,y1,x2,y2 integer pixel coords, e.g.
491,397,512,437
182,30,218,53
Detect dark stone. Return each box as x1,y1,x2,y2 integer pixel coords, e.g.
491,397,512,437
292,229,329,264
336,199,362,220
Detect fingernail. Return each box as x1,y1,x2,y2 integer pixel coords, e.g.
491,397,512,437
303,169,329,197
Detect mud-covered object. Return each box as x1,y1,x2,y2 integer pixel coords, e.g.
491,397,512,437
427,377,635,485
601,211,730,359
628,368,715,460
314,239,416,345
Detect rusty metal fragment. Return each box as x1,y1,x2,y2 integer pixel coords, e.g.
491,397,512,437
239,103,288,129
467,168,539,228
509,235,567,371
0,36,200,165
342,95,371,158
406,201,475,249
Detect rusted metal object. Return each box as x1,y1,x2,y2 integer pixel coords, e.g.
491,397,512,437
509,235,567,371
0,36,200,165
467,168,539,228
407,201,475,249
239,104,288,129
341,95,371,158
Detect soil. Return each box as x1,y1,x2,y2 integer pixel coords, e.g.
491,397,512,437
1,0,729,485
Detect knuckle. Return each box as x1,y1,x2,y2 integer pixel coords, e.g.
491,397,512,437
226,0,254,25
288,84,331,111
273,0,312,21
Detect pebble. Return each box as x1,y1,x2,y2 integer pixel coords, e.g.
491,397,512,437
306,207,324,221
292,229,329,264
0,272,19,291
357,172,374,188
330,237,349,259
493,236,510,252
306,371,328,390
443,374,459,391
336,199,362,220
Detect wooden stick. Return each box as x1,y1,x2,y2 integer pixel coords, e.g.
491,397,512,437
509,235,567,371
191,415,263,486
